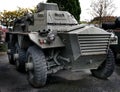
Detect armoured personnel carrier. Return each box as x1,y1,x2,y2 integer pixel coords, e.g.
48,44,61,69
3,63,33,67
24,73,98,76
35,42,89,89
6,3,115,87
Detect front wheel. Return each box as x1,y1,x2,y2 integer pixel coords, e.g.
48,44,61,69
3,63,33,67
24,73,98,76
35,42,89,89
91,49,115,79
26,46,47,87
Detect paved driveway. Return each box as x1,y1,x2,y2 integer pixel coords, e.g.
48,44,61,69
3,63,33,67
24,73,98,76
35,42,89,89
0,54,120,92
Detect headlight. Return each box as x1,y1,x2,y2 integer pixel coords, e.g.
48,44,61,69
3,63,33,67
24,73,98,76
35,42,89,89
48,34,55,41
47,33,55,43
110,33,118,45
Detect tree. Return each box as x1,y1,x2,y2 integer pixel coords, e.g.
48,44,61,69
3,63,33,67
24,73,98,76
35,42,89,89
0,7,36,27
90,0,116,24
47,0,81,22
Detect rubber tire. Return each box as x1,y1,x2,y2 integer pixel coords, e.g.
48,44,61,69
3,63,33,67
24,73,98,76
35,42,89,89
15,44,26,72
26,46,47,87
7,42,16,65
91,49,115,79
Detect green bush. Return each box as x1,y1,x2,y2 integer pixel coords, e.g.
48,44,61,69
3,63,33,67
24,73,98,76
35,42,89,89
0,44,7,52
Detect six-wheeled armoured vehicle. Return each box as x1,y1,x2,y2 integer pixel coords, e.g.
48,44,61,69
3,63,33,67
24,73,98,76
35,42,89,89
6,3,115,87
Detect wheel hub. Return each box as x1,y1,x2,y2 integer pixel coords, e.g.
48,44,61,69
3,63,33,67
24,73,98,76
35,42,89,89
25,62,34,71
7,49,11,54
14,53,19,61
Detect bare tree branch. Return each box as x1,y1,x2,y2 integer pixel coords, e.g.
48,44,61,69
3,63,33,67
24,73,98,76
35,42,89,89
90,0,116,24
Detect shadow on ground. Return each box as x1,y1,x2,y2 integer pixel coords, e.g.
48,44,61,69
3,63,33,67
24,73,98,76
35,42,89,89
0,54,120,92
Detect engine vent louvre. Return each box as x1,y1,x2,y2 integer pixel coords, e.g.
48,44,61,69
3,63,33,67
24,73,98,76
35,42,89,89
78,35,110,55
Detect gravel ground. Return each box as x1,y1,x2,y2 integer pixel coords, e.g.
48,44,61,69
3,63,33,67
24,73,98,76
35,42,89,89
0,54,120,92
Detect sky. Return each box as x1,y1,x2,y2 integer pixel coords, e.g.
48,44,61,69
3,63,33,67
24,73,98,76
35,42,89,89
0,0,120,21
80,0,120,21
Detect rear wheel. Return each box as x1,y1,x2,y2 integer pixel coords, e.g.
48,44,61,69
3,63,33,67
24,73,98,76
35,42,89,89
91,49,115,79
26,46,47,87
7,42,16,65
15,44,26,72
